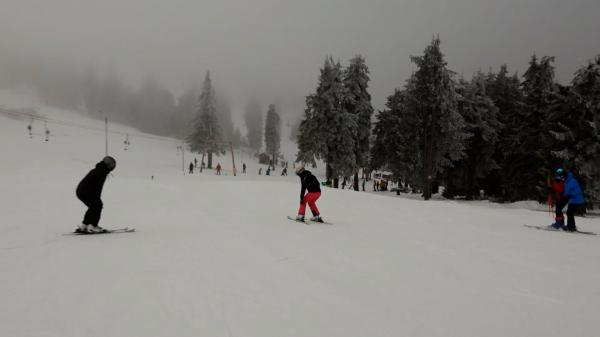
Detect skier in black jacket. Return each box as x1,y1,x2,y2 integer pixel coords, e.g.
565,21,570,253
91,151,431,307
75,156,116,233
295,166,324,222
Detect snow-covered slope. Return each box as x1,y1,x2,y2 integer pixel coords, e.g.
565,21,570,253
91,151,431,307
1,91,599,337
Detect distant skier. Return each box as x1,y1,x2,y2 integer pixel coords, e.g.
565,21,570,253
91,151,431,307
216,163,222,175
295,166,324,222
258,168,262,175
281,167,288,176
552,168,585,231
242,163,247,174
75,156,116,233
189,162,194,174
266,167,271,176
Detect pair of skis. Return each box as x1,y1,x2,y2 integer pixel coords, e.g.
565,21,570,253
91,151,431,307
524,225,596,235
68,227,135,235
287,216,332,225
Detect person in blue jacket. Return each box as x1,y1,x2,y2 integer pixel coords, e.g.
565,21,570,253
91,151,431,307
554,168,585,232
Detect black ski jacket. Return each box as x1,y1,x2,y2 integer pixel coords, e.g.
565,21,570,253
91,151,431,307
299,170,321,201
76,161,112,201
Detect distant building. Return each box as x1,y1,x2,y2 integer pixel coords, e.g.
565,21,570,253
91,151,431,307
257,152,270,165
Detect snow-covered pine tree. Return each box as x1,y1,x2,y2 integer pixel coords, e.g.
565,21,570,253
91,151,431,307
547,56,600,207
244,100,263,153
296,57,357,187
370,84,421,191
545,84,577,169
343,55,374,190
296,98,319,167
444,73,500,199
518,55,557,200
186,71,224,169
407,37,468,199
264,104,281,168
571,56,600,207
484,65,524,201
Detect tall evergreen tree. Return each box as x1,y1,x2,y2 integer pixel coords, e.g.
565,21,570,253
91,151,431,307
344,55,374,190
296,56,357,187
264,104,282,168
444,73,500,199
407,37,468,199
244,100,263,153
371,84,422,190
517,55,557,200
186,71,224,168
296,101,319,166
547,56,600,206
484,65,524,200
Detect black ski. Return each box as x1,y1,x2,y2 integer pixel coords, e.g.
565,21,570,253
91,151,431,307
524,225,596,235
287,216,332,225
67,227,135,235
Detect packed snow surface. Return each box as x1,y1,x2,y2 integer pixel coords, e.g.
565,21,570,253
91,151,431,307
1,92,599,337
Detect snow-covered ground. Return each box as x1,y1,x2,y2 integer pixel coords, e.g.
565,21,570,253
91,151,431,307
1,90,599,337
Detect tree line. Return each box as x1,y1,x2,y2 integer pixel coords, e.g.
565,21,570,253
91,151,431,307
0,59,281,163
296,38,600,207
186,72,281,168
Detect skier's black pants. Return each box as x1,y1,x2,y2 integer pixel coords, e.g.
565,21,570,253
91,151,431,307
555,198,581,230
77,192,103,226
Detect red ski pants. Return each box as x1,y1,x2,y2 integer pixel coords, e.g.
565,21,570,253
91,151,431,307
298,192,321,216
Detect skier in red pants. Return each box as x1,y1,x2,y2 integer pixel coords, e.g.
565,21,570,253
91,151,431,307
295,166,324,222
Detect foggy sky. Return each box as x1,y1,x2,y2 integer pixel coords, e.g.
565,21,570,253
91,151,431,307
1,0,599,116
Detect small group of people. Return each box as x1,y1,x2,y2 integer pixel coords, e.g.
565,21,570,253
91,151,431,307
75,157,326,232
548,167,585,232
188,158,208,174
373,179,388,191
187,161,221,175
26,123,51,141
75,156,584,234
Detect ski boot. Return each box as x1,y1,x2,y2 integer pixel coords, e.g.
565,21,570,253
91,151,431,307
295,215,305,222
565,223,577,232
549,217,565,230
310,215,324,223
76,223,88,233
86,225,107,233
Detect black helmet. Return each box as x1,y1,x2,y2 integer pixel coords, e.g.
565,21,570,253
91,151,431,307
102,156,116,171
